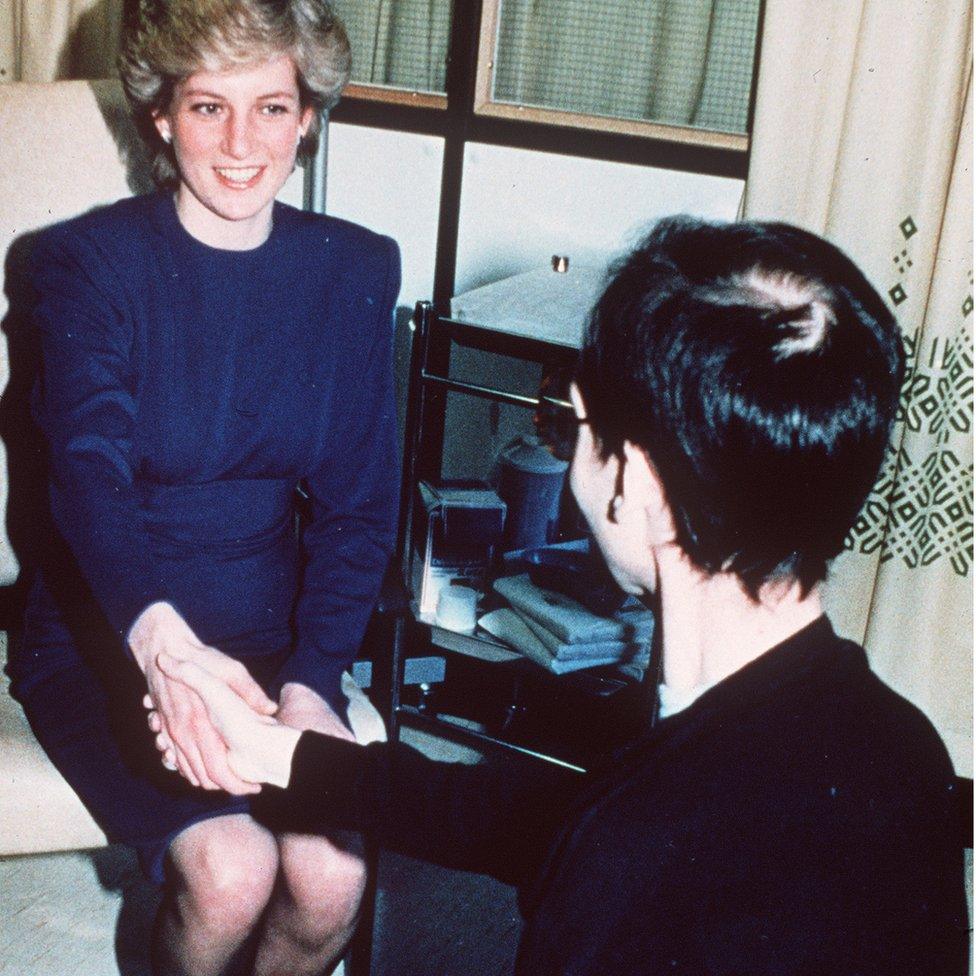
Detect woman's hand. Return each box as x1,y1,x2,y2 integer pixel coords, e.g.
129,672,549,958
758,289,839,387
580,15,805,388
129,601,276,794
276,682,355,741
155,655,302,789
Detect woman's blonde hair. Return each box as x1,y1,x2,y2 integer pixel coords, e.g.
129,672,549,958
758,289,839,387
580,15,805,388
118,0,351,187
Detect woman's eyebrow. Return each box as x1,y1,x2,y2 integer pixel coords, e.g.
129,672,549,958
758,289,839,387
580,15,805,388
179,89,298,101
180,88,225,99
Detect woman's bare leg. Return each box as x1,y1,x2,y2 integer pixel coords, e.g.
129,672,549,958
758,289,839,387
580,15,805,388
252,831,366,976
152,814,279,976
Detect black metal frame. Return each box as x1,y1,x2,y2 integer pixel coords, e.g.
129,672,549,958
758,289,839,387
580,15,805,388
351,300,591,971
384,301,629,756
331,0,764,310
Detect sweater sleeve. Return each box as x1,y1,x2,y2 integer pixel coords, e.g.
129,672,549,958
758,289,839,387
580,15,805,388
32,225,167,640
252,731,585,887
271,237,401,701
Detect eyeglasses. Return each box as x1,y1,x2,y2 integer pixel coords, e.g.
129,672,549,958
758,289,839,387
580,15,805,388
534,368,588,462
536,408,589,463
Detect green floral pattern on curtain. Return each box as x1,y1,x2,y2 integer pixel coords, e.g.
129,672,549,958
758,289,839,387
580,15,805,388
848,216,974,576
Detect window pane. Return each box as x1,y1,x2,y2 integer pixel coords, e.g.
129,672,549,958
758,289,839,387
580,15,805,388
330,0,451,94
491,0,761,135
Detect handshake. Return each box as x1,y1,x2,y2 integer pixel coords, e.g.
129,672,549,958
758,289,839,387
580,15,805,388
130,602,352,796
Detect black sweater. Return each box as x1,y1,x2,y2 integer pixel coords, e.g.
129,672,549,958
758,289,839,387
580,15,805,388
254,617,968,975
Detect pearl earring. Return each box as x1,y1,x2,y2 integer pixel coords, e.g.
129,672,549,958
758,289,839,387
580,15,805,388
161,130,172,145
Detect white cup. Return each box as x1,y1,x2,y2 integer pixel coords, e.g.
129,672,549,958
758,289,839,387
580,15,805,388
435,585,478,633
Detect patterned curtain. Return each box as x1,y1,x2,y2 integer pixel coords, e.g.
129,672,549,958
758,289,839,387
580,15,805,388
743,0,973,775
0,0,122,82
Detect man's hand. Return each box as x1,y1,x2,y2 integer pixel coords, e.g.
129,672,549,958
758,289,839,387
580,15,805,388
276,682,355,741
129,602,276,794
155,655,302,789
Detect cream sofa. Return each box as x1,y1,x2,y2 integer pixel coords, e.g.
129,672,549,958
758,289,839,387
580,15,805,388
0,79,143,854
0,79,382,857
0,634,108,853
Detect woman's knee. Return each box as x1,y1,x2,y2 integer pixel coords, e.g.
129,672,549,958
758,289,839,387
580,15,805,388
167,814,279,934
277,831,367,925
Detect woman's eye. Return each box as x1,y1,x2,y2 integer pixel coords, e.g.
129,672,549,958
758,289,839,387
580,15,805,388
191,102,222,116
261,104,290,116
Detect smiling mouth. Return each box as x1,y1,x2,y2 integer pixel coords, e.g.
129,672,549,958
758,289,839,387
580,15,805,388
214,166,264,188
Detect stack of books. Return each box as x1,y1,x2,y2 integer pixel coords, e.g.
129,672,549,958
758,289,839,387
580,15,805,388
480,574,653,675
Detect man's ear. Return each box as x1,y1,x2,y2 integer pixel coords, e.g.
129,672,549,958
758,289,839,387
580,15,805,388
568,381,585,418
620,441,675,545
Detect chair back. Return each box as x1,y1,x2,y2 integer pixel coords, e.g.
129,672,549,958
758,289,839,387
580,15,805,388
0,79,155,592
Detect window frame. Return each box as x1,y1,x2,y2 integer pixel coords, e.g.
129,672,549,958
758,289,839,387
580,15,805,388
473,0,751,153
344,83,447,111
330,0,764,308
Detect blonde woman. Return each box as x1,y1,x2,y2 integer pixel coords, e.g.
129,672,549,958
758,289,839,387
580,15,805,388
10,2,399,973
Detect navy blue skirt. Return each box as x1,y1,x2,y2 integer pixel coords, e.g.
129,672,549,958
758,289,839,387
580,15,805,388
9,478,350,884
11,478,350,884
16,646,305,884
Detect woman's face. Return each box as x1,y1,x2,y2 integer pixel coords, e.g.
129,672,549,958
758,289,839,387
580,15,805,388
155,55,313,247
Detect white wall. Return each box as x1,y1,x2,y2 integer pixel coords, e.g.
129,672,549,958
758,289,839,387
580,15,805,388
325,124,744,305
323,123,745,478
325,123,443,307
455,142,743,294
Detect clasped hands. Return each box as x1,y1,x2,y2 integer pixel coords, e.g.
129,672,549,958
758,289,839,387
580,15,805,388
129,602,351,795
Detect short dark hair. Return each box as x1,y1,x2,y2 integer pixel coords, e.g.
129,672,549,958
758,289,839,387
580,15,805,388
576,216,904,598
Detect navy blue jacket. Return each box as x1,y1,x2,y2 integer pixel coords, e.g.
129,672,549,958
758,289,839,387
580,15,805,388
18,191,400,705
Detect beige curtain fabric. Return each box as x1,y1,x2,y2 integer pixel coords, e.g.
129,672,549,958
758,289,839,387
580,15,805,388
743,0,973,775
0,0,121,83
493,0,742,129
495,0,714,121
333,0,451,94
